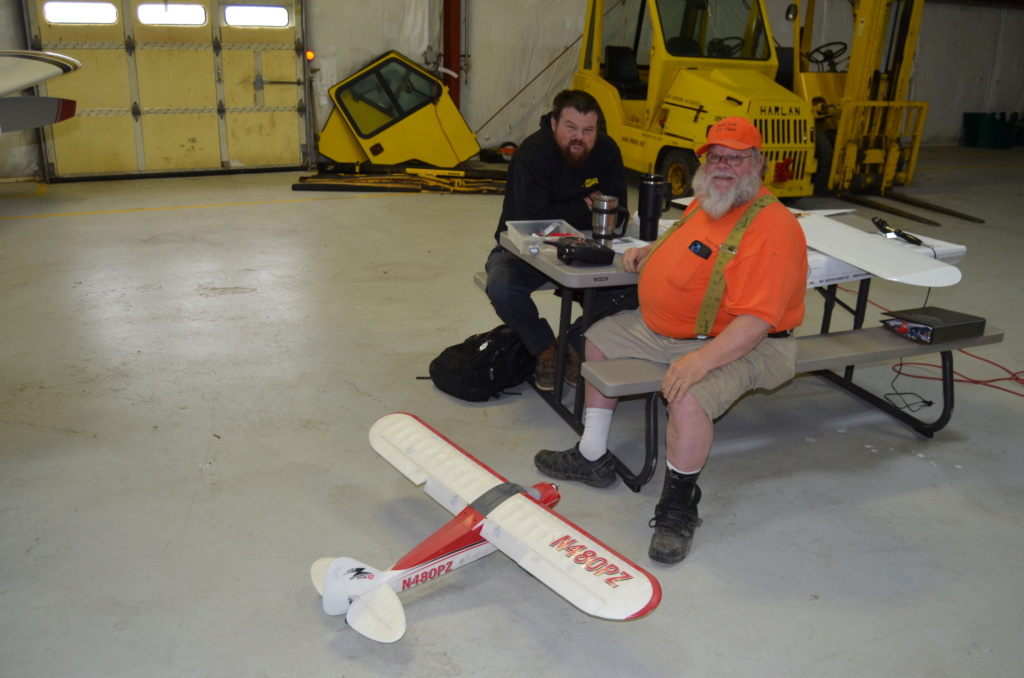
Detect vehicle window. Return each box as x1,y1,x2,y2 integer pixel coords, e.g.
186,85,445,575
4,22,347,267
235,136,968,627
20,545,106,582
334,58,439,138
656,0,770,60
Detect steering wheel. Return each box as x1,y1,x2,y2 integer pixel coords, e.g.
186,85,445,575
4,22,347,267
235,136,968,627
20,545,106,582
707,36,744,58
806,41,848,71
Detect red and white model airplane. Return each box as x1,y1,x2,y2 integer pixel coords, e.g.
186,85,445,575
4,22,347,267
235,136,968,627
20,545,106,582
311,412,661,643
0,50,80,135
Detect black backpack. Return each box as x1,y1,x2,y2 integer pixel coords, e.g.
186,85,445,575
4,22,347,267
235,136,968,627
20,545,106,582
429,325,536,401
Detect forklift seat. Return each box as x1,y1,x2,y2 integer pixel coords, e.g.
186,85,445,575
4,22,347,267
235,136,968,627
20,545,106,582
665,37,703,56
604,46,648,100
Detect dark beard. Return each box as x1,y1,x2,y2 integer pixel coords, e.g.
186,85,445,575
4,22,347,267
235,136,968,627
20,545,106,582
560,142,591,169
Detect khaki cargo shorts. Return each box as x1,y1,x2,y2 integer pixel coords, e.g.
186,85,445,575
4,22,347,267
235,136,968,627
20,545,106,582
585,308,797,420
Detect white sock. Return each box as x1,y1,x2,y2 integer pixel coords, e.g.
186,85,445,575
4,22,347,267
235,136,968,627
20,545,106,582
666,459,703,476
578,408,614,460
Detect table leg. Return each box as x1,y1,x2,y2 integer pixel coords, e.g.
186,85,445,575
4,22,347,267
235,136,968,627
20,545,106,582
552,289,573,404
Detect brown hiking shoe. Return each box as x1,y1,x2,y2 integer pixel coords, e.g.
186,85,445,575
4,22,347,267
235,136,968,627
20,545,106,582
564,343,580,388
534,343,558,391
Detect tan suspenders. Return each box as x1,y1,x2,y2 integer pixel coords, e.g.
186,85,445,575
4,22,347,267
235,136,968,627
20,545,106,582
641,194,778,337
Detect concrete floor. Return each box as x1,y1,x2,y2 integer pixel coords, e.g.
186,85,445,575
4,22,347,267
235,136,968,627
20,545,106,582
1,146,1022,677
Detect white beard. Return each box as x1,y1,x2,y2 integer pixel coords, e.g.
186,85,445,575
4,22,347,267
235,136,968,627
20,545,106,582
692,164,763,220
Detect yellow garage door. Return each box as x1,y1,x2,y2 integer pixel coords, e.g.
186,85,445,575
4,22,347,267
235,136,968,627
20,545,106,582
26,0,311,178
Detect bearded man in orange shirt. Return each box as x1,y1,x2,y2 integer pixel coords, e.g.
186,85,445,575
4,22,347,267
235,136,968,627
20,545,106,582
536,116,808,564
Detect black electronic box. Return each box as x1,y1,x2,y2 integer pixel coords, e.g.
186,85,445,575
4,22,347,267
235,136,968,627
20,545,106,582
881,307,986,345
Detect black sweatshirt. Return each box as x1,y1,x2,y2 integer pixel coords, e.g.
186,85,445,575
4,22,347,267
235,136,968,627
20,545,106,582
493,114,628,242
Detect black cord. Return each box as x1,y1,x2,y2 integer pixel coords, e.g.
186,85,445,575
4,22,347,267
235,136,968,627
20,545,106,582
884,358,934,412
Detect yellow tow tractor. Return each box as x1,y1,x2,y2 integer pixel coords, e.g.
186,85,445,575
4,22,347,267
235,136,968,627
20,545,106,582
785,0,981,224
574,0,817,199
294,51,505,194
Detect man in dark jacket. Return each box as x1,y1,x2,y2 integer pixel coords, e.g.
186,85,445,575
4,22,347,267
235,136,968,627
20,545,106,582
485,89,635,391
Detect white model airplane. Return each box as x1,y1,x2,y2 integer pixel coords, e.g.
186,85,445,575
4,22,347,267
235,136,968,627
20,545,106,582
671,197,962,288
0,50,80,135
311,413,661,643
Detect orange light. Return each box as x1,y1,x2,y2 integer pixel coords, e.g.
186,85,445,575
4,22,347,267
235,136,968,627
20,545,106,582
305,50,315,61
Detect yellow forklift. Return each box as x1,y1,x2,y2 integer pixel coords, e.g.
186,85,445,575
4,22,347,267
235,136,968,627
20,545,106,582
786,0,981,224
573,0,818,199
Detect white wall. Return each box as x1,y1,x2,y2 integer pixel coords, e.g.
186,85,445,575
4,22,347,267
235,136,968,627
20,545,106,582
460,0,588,150
913,2,1024,141
0,1,39,179
3,0,1023,179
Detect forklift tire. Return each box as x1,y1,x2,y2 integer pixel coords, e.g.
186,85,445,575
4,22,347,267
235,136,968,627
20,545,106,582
660,148,700,199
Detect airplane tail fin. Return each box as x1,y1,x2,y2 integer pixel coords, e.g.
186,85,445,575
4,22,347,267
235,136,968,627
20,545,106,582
310,557,407,643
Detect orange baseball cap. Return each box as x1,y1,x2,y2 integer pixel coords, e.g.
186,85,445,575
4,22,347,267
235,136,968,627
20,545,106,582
696,116,763,155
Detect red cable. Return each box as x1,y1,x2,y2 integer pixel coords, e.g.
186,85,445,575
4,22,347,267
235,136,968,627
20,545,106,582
833,285,1023,398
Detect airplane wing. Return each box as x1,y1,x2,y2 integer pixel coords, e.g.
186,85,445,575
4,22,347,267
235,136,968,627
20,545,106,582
478,491,661,620
368,412,509,515
791,210,961,287
671,197,961,288
0,50,81,96
368,413,661,620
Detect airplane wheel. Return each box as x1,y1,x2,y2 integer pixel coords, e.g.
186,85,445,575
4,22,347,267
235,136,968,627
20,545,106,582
660,148,699,198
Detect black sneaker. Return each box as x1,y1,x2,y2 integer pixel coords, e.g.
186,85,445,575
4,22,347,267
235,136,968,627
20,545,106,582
534,443,617,488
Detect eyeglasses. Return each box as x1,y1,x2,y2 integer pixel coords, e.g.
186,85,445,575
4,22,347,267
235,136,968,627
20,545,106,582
704,152,752,166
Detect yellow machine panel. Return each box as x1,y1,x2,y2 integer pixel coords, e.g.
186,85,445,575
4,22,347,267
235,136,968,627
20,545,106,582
318,51,479,167
574,0,816,198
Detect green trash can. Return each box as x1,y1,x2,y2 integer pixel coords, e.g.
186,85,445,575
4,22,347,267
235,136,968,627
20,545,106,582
978,113,1014,149
962,112,983,147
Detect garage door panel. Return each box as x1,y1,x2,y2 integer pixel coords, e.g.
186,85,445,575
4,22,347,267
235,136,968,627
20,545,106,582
143,114,222,170
132,22,212,45
219,24,290,46
39,16,123,44
51,115,138,175
43,49,132,108
136,50,217,108
227,112,300,166
262,50,299,108
222,50,255,107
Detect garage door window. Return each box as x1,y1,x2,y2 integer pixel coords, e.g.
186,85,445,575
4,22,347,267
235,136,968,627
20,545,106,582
43,1,117,24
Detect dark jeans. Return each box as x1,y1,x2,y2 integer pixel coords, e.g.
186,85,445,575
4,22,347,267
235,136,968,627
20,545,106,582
484,245,638,356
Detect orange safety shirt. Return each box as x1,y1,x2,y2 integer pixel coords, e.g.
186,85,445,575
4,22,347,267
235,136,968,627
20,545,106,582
638,187,808,338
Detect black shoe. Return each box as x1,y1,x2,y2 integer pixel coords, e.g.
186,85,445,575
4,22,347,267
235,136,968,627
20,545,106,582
648,474,703,564
649,511,702,564
534,443,617,488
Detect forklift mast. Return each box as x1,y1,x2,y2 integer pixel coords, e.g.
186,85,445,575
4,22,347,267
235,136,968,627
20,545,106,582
789,0,928,194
